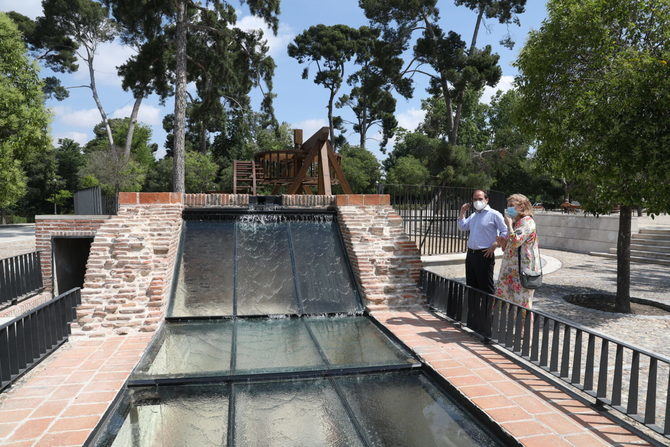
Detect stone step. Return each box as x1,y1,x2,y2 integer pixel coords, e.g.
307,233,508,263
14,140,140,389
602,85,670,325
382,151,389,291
630,236,670,246
607,248,670,261
639,228,670,236
591,251,670,266
632,234,670,243
630,243,670,253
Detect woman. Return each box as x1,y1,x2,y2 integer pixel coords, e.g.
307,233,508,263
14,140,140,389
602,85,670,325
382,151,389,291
495,194,540,308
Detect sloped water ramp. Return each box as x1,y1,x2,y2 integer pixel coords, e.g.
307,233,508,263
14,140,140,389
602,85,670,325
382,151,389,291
169,210,361,318
88,208,505,446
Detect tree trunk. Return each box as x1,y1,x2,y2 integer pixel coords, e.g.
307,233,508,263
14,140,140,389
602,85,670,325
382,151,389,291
87,49,115,154
615,205,632,313
452,7,484,145
199,122,207,153
327,90,336,150
123,96,143,161
172,0,188,193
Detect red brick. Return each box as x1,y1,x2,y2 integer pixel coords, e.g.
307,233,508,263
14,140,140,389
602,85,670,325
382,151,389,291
486,406,532,423
50,415,100,432
501,420,550,438
62,403,109,417
117,192,138,205
0,409,33,423
521,435,572,447
39,429,91,446
536,414,585,435
564,433,611,447
9,418,53,441
470,395,515,410
31,400,70,418
139,192,171,204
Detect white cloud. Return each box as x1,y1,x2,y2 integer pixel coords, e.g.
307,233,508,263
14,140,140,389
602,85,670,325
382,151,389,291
481,75,515,104
72,40,136,86
52,131,89,146
292,118,328,140
112,103,163,126
0,0,42,19
396,108,426,131
56,107,103,129
235,15,294,56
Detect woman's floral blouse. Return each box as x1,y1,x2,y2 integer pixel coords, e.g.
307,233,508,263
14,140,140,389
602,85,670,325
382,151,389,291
495,215,540,308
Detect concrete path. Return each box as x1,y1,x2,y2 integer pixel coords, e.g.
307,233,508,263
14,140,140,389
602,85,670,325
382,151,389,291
0,224,36,259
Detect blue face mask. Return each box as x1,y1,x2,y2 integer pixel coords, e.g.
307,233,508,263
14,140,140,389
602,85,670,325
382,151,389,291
506,206,518,218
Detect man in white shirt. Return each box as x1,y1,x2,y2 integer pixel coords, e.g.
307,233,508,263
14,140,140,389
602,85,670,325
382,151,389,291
458,190,508,294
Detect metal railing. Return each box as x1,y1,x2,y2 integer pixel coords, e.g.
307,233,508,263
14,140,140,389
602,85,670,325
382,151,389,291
0,252,43,308
74,186,118,215
0,288,81,392
420,270,670,438
377,184,506,255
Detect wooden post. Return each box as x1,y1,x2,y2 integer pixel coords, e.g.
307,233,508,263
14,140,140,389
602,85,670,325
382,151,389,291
326,141,353,194
293,129,303,150
318,141,331,195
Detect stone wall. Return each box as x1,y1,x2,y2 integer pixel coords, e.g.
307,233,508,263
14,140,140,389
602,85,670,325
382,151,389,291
34,215,111,292
534,212,638,253
184,193,248,207
74,194,183,336
335,195,425,310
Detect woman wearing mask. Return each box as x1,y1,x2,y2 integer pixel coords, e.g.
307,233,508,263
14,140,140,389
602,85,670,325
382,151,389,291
495,194,540,308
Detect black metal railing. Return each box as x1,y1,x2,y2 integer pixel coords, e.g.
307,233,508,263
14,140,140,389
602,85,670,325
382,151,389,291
421,270,670,438
377,184,506,255
0,288,81,392
74,186,118,215
0,252,43,308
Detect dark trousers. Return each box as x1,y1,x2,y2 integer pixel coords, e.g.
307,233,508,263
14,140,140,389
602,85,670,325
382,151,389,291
465,249,495,295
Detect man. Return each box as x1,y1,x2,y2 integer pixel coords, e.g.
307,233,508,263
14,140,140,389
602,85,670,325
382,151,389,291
458,190,507,294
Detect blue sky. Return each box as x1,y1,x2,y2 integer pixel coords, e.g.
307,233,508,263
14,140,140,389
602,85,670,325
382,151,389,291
1,0,548,160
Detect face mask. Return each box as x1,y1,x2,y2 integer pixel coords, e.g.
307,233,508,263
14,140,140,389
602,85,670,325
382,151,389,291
473,200,486,211
506,206,519,218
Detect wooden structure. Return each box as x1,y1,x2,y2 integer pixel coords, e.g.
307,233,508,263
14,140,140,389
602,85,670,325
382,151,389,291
233,127,352,195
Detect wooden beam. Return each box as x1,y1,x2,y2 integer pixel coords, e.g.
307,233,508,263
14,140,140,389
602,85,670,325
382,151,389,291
287,143,320,194
318,141,331,195
326,141,353,194
299,127,329,153
303,185,313,195
233,161,238,194
251,161,257,195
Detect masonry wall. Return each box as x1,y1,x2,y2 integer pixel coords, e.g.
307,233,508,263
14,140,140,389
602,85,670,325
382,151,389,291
74,193,183,337
335,195,425,310
34,215,111,292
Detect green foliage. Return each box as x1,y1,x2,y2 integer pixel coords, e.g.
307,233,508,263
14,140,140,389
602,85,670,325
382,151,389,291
145,151,219,193
515,0,670,215
0,13,50,209
386,155,430,186
339,145,382,193
85,118,157,167
81,151,147,194
55,138,85,193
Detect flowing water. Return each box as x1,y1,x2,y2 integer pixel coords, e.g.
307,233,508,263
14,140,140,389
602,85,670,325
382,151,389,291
91,210,502,446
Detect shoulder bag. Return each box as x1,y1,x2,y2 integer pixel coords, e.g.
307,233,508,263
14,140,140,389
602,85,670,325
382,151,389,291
517,239,543,289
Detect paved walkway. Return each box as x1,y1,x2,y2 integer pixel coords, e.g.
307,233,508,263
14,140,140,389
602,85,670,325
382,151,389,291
0,225,35,259
373,310,656,447
0,334,151,446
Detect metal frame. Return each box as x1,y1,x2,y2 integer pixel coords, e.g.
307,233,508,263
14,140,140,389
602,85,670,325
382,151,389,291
0,288,80,392
0,251,43,308
421,270,670,439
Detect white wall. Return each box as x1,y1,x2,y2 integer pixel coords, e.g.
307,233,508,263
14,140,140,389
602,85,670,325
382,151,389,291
534,212,638,253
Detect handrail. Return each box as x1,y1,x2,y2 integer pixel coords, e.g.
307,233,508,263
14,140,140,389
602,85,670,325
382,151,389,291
420,270,670,438
0,288,81,392
0,251,43,307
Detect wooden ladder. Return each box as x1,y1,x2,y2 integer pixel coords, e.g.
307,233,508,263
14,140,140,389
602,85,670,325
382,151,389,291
233,160,257,195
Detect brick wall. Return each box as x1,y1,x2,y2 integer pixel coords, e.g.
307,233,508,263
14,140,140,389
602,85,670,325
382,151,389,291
74,194,184,337
35,215,111,292
335,195,425,311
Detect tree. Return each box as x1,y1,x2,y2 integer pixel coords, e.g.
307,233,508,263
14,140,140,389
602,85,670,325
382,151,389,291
359,0,526,145
339,145,382,193
386,155,430,185
145,151,218,193
107,0,280,192
515,0,670,312
288,24,359,147
0,13,50,210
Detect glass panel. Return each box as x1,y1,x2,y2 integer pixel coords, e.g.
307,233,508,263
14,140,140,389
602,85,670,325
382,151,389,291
236,221,298,315
290,221,359,314
134,321,233,378
171,221,235,317
306,317,415,368
234,379,364,446
234,319,324,374
336,372,499,447
111,385,229,447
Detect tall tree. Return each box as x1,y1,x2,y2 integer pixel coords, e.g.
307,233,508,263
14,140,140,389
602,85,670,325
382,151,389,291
359,0,526,145
288,24,359,147
339,145,382,193
0,13,51,210
107,0,280,192
516,0,670,312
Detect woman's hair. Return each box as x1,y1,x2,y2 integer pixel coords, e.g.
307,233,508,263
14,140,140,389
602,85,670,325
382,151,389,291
507,193,533,217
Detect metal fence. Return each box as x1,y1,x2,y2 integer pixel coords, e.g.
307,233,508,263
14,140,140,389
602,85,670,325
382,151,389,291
421,270,670,439
74,187,118,215
0,252,43,308
0,288,81,392
377,184,506,255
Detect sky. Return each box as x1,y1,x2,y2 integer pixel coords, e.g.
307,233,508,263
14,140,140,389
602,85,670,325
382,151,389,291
0,0,549,160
